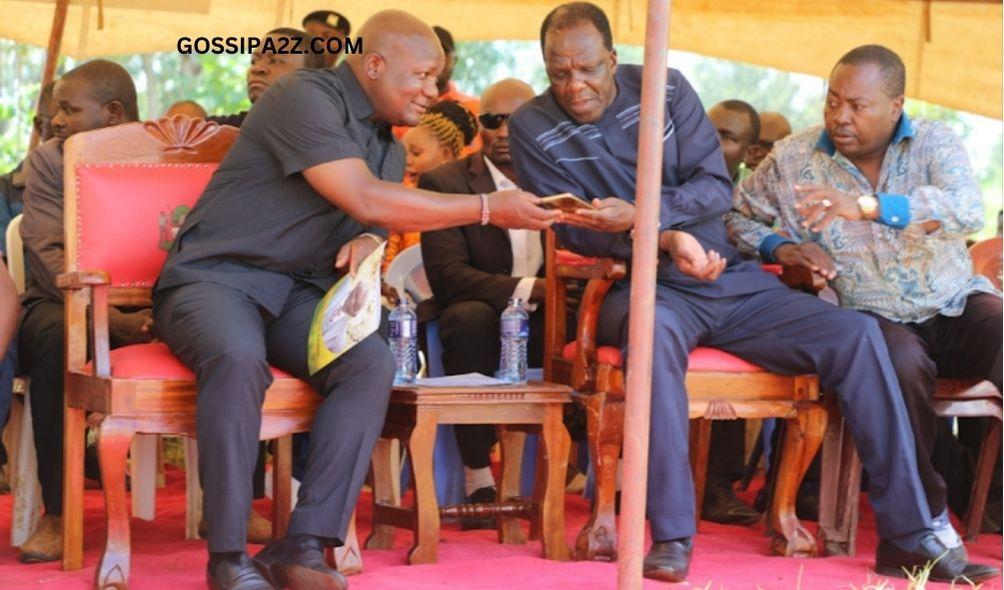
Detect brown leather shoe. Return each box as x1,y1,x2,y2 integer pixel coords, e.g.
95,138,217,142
19,514,62,563
200,511,274,545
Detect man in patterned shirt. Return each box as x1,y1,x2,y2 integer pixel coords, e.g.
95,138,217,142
727,44,1002,559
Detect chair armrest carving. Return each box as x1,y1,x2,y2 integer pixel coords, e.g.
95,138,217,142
571,276,617,392
555,250,628,281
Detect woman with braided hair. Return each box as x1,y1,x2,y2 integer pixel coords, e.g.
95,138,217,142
384,99,479,269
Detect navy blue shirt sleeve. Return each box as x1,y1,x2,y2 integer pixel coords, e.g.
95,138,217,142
658,72,734,231
509,112,633,260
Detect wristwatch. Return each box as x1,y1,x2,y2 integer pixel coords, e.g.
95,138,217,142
856,194,879,220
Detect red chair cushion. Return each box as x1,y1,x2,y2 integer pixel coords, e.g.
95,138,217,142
88,342,294,380
74,163,218,288
561,342,765,372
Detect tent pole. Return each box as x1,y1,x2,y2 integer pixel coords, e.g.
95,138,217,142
30,0,69,150
617,0,671,587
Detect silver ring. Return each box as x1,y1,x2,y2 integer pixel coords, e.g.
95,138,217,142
821,198,832,209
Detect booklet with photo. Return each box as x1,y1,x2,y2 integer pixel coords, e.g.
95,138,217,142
307,242,386,375
538,192,596,213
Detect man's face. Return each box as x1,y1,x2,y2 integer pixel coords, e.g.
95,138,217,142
49,78,117,140
543,22,617,124
369,36,443,126
247,34,309,103
305,21,347,67
707,105,755,179
480,91,531,167
824,63,903,161
437,51,456,94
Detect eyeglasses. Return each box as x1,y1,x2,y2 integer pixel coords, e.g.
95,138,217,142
478,112,511,130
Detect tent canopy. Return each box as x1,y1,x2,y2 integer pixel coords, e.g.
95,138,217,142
1,0,1001,118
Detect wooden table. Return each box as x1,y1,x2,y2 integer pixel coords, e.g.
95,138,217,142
365,381,573,564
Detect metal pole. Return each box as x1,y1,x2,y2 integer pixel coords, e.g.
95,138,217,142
617,0,671,587
30,0,69,151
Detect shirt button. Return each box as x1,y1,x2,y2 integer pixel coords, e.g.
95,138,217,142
891,216,900,223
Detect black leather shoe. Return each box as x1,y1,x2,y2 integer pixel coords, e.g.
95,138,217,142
460,486,497,531
875,532,1000,583
702,477,760,526
207,553,275,590
253,535,347,590
643,538,693,583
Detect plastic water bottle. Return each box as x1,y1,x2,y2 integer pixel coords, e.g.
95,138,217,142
389,296,417,385
498,298,529,384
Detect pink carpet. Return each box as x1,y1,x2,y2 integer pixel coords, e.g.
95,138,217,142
0,468,999,589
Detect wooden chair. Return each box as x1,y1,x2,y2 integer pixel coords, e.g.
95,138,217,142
542,230,827,561
57,117,359,589
819,236,1003,556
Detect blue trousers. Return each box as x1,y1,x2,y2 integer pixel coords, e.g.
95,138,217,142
597,281,931,542
154,280,394,553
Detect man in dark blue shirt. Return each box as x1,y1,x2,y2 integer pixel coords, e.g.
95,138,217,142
509,2,998,584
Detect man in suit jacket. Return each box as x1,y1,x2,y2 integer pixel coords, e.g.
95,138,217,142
420,79,542,525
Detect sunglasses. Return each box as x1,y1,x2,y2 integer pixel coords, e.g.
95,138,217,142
478,112,511,130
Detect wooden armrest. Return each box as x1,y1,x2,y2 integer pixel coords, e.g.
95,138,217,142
570,276,617,391
57,270,111,289
779,265,826,294
555,250,627,281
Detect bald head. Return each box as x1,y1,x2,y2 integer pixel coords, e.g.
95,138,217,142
480,78,537,170
347,10,441,67
481,78,535,113
345,10,444,126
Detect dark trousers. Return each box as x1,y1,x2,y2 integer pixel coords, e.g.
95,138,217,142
867,292,1003,517
707,421,746,482
597,282,931,542
18,300,64,515
154,281,394,553
438,300,544,470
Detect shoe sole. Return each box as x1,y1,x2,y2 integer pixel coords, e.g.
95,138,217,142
643,567,687,583
19,552,60,564
254,559,346,590
875,565,1000,584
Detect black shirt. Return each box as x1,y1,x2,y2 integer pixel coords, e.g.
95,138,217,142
156,62,403,315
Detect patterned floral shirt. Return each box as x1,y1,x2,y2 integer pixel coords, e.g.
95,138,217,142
725,115,997,323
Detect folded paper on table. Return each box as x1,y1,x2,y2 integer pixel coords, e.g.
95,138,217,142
411,373,511,387
307,242,386,375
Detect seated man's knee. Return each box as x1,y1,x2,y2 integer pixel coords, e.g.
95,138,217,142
439,301,498,338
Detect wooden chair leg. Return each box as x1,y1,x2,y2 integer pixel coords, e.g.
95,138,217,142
768,404,825,557
364,437,398,550
331,509,363,575
818,403,861,557
574,392,621,561
61,404,86,571
498,426,528,545
93,417,136,590
689,418,712,526
272,435,292,540
183,437,202,540
538,404,571,561
406,412,439,565
963,418,1002,541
